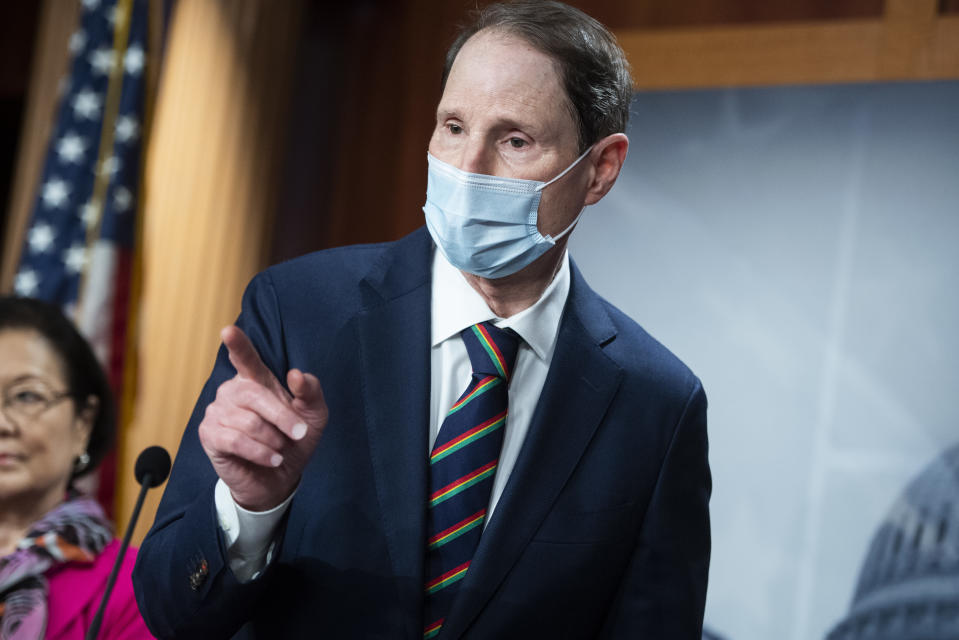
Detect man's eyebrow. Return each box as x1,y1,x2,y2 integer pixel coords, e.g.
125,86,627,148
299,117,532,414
499,117,538,133
433,109,545,140
435,107,462,121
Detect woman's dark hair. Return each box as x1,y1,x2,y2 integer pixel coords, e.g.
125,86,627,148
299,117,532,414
441,1,633,152
0,296,115,480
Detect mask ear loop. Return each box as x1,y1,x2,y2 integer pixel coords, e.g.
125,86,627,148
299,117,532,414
543,208,585,243
535,145,594,192
537,145,593,243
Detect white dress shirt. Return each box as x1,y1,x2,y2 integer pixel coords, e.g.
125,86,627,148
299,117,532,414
215,248,571,581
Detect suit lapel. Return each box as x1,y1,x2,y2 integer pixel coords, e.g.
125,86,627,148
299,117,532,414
439,263,624,639
354,229,433,638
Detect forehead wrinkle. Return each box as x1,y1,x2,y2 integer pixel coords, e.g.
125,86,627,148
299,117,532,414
438,85,560,140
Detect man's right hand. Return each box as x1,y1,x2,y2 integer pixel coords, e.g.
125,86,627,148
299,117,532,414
198,325,328,511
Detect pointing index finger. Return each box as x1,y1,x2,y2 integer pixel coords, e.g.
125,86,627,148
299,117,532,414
221,325,279,390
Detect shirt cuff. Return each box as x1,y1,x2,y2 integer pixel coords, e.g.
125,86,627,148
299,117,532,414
214,478,294,582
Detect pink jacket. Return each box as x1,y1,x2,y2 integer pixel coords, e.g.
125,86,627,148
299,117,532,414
46,540,153,639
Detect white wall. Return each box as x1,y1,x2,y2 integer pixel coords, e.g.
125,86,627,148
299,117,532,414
569,81,959,640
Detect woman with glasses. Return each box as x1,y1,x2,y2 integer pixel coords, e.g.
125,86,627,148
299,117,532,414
0,296,151,639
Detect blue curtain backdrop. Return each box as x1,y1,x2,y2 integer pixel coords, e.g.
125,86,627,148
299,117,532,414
570,81,959,640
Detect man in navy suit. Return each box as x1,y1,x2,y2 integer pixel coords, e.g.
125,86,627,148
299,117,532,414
133,2,710,638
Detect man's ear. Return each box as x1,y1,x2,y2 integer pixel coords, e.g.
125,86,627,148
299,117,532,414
584,133,629,206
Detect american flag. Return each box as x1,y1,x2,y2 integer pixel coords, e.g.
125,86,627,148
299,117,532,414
13,0,149,512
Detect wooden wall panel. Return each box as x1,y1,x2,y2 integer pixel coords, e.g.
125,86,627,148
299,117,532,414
320,1,462,251
618,0,959,89
0,4,41,255
576,0,884,29
621,20,885,90
933,17,959,70
1,0,79,291
116,0,304,543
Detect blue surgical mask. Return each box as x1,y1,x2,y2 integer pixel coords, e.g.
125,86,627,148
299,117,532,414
423,147,591,279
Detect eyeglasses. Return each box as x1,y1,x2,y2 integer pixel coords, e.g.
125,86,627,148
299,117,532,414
1,379,73,426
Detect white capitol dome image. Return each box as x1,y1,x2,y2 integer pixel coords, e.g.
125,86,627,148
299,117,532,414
826,443,959,639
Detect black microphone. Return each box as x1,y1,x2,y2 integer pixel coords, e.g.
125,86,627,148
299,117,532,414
86,446,171,640
134,445,172,488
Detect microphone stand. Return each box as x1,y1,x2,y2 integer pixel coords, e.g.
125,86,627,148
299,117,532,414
84,472,154,640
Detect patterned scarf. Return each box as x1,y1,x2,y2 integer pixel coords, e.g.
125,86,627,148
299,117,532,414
0,497,112,640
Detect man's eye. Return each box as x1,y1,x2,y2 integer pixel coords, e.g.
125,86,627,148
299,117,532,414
509,138,527,149
447,123,463,135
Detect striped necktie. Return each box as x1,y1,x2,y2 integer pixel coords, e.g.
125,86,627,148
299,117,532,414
424,321,519,639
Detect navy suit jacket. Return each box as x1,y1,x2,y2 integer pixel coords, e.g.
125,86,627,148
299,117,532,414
133,227,711,639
